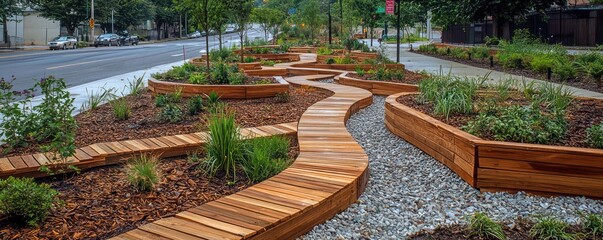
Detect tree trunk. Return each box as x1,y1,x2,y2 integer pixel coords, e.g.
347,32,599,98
240,32,245,62
370,26,373,46
205,31,210,75
218,30,222,50
156,21,162,40
264,28,268,42
3,15,10,46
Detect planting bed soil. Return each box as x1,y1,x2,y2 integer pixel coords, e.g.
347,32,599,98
347,70,426,84
409,219,593,240
414,50,603,94
162,75,278,85
0,85,332,158
397,94,603,148
0,139,300,239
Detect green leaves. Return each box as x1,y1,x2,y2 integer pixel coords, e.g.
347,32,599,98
0,177,61,226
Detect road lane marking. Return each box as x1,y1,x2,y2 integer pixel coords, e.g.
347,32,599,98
171,53,184,57
46,59,112,70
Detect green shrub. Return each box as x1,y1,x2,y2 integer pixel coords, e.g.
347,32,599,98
244,56,256,63
586,122,603,149
588,61,603,85
484,36,500,47
513,28,540,45
553,61,577,81
203,110,244,181
583,213,603,238
110,98,131,120
470,46,490,60
530,55,558,73
126,74,146,96
188,72,208,85
82,87,115,111
451,47,469,60
167,87,183,103
437,47,449,56
0,177,61,226
529,216,576,240
534,82,574,112
274,92,290,103
209,48,236,62
187,96,204,115
241,136,291,182
325,58,335,64
418,74,483,120
155,94,169,107
316,47,333,55
466,212,507,240
228,72,246,85
334,55,355,64
127,154,161,191
206,91,221,107
464,105,567,144
499,52,528,69
355,66,366,77
158,104,183,123
418,44,437,54
210,62,230,84
253,78,272,85
260,60,276,66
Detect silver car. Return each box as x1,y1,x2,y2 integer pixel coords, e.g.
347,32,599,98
48,36,78,50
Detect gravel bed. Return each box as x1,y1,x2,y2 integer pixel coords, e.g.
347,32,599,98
300,95,603,240
317,78,335,83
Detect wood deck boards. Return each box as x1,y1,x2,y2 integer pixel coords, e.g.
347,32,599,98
114,58,373,239
0,123,298,179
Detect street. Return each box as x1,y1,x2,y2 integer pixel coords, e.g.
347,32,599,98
0,29,266,92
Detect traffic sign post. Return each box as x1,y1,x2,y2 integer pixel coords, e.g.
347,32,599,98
89,18,95,30
386,0,395,15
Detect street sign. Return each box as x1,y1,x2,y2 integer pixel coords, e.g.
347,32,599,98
89,18,95,29
376,7,385,14
386,0,395,15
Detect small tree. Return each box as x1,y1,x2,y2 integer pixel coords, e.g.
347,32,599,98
227,0,254,62
298,0,325,42
180,0,212,74
210,1,229,50
36,0,88,36
1,0,33,46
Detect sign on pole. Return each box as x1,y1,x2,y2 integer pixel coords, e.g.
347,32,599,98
386,0,395,15
89,19,95,29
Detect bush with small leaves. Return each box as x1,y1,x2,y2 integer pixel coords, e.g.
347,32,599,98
586,122,603,149
0,177,61,226
325,58,335,64
158,104,183,123
229,72,246,85
244,56,256,63
110,98,131,120
529,216,576,240
241,136,291,183
188,72,208,85
155,94,169,107
465,212,507,240
127,154,161,191
187,96,204,116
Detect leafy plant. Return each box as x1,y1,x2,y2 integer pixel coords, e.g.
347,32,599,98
82,87,115,111
583,213,603,238
155,94,169,107
0,177,61,226
316,47,333,55
125,74,146,96
470,46,490,60
260,60,276,66
355,66,366,77
168,87,183,103
187,96,204,116
553,61,577,81
188,72,208,85
228,72,246,85
588,61,603,87
529,216,576,240
244,56,256,63
534,82,574,112
202,110,244,182
325,58,335,64
530,55,558,73
158,104,183,123
205,91,221,107
127,154,161,191
586,122,603,149
210,62,230,84
484,36,500,47
334,55,356,64
418,74,483,120
241,136,290,183
110,98,131,120
465,212,507,240
274,92,290,103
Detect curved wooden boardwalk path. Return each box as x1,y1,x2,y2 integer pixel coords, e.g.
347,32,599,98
114,68,373,239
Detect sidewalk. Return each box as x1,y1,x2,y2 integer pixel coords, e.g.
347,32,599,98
382,43,603,99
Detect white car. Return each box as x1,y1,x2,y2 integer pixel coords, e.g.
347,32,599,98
188,31,201,38
48,36,78,50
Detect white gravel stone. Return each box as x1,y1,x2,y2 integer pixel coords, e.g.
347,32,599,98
299,95,603,240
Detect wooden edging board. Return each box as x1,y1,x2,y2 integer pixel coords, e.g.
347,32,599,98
335,73,418,95
291,62,405,72
0,123,299,179
385,92,603,198
114,71,373,239
147,76,289,99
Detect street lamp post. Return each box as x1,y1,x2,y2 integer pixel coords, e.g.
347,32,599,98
328,0,332,44
111,9,114,34
396,0,401,63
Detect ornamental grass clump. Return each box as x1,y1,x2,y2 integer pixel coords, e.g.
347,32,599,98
187,96,204,115
418,74,484,120
583,213,603,238
529,216,576,240
242,136,291,183
465,212,507,240
127,154,161,191
110,98,131,120
202,109,244,182
0,177,61,226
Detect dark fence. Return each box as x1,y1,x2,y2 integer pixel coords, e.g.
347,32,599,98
442,6,603,47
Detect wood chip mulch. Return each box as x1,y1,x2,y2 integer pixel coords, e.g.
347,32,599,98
0,85,332,158
347,70,427,84
397,94,603,148
0,139,300,239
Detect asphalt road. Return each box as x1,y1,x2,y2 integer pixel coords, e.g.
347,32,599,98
0,29,266,92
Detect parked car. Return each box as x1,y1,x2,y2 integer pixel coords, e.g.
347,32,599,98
48,36,78,50
121,35,140,45
94,34,123,47
188,31,201,38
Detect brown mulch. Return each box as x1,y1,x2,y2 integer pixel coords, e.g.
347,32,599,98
409,219,593,240
0,85,332,158
347,70,427,85
414,50,603,94
0,139,300,239
163,76,278,85
397,93,603,148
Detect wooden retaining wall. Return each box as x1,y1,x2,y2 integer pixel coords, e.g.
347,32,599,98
385,92,603,198
335,74,418,95
148,77,289,99
291,62,405,72
0,123,298,179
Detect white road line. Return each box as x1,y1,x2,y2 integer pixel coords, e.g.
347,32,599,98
171,53,184,57
46,58,112,70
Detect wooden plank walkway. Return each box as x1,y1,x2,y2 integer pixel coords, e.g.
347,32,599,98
114,72,373,239
0,122,298,179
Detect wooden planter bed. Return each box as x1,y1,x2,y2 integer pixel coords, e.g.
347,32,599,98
385,92,603,198
315,51,378,63
335,73,418,95
238,62,262,71
289,47,317,53
291,62,405,71
148,76,289,99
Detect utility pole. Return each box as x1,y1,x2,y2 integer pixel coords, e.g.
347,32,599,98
111,9,114,33
339,0,343,37
396,0,400,63
91,0,95,41
185,13,188,36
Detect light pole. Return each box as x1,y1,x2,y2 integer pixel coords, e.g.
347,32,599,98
396,0,401,63
91,0,95,41
328,0,332,44
111,9,114,33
